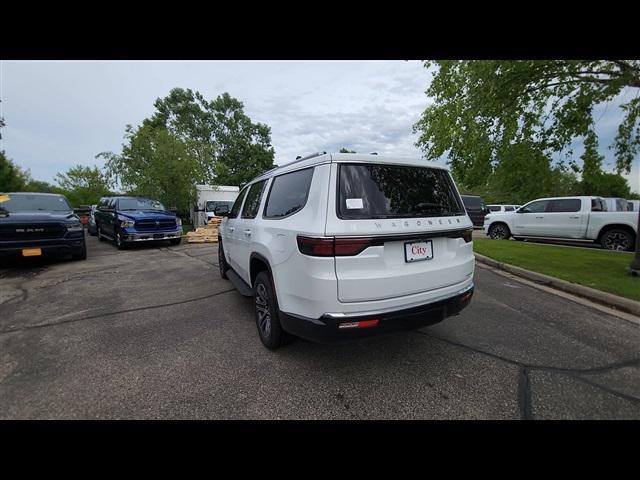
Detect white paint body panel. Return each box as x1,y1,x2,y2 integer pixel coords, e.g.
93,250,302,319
219,153,475,319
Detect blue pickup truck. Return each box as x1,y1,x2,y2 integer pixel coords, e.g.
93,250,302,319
0,192,87,261
93,196,182,249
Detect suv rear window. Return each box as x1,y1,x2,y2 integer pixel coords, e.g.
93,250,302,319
337,163,465,220
264,168,314,219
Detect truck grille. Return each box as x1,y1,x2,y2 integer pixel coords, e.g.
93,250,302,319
0,223,67,241
135,219,177,231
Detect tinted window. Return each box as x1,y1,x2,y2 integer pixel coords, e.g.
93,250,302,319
118,198,166,211
505,206,515,211
592,198,606,212
264,168,314,219
205,201,234,212
0,194,72,212
549,199,581,212
521,200,549,213
229,188,248,218
488,205,501,212
461,195,483,210
338,164,465,220
241,181,267,219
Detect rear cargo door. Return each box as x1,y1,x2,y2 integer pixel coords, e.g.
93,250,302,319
326,162,474,303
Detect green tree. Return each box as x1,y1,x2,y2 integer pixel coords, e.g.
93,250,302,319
146,88,275,186
0,151,29,192
100,89,275,215
23,180,59,193
54,165,111,206
414,61,640,188
100,125,198,216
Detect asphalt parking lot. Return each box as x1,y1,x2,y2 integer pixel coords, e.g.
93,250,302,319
1,232,639,419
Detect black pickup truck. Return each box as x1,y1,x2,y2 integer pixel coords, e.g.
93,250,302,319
0,192,87,261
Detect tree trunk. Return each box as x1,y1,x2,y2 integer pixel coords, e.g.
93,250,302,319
629,207,640,276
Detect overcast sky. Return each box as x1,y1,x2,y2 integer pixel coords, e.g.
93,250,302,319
1,60,638,193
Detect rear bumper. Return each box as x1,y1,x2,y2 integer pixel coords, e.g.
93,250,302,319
279,283,474,343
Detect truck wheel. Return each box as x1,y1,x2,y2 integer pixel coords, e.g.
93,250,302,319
72,243,87,260
601,229,634,251
253,271,294,350
218,240,229,279
489,223,511,240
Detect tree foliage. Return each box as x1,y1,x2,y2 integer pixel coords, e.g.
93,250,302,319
54,164,111,206
0,151,30,192
100,89,275,215
414,60,640,197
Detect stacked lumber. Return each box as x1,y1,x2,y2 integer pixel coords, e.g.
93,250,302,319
185,218,222,243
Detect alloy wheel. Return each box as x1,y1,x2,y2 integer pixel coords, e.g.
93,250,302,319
255,283,271,339
604,232,630,251
490,224,508,240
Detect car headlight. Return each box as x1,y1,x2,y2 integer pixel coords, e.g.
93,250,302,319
176,217,182,226
66,222,83,232
120,219,135,228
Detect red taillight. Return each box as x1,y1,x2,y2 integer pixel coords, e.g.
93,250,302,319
297,236,373,257
297,236,335,257
338,319,380,329
334,238,373,256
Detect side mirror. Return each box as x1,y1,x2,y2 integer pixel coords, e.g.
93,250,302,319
214,205,230,217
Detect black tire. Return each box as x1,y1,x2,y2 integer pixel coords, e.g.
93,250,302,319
218,239,229,279
72,243,87,261
97,225,105,242
253,271,294,350
600,229,635,251
488,222,511,240
170,238,182,246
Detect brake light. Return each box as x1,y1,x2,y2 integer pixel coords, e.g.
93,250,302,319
297,236,335,257
334,238,373,256
297,236,374,257
338,319,380,329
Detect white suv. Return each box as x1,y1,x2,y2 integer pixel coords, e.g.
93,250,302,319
218,152,475,349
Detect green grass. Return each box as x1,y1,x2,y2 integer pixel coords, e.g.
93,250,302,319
473,239,640,302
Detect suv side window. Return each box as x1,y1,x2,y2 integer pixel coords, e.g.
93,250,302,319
504,206,514,211
549,199,581,212
241,181,267,219
521,200,549,213
229,188,248,219
264,167,315,219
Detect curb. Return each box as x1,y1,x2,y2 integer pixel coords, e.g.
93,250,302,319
474,253,640,318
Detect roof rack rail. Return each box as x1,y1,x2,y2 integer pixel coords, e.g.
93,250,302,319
281,151,327,168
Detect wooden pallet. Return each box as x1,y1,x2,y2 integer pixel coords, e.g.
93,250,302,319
185,223,221,243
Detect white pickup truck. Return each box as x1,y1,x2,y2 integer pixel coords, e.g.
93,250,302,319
483,196,638,251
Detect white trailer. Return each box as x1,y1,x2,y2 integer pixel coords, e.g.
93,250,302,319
191,185,240,227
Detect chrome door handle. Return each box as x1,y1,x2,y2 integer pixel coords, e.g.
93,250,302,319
535,216,544,219
569,216,580,219
228,227,235,232
244,230,252,236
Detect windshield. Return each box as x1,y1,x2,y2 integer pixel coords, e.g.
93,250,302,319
337,163,465,219
205,201,234,212
0,194,72,212
118,198,166,211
